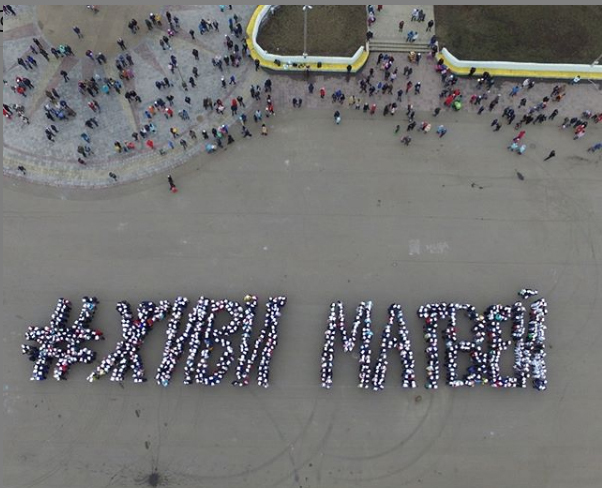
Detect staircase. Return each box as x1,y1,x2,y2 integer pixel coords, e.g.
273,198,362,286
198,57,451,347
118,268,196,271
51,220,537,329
369,38,431,53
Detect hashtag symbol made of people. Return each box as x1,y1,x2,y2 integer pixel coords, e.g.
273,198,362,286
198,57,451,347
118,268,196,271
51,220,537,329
22,295,288,386
21,297,104,380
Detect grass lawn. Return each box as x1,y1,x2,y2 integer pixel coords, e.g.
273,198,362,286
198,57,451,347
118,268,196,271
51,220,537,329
434,6,602,64
256,5,366,57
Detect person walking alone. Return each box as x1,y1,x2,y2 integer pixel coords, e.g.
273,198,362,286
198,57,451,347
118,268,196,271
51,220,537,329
168,174,178,192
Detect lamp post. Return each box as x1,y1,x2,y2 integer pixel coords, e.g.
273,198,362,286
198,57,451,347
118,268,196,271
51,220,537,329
303,5,312,58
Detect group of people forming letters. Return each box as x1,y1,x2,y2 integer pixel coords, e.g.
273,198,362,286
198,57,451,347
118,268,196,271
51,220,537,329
320,289,547,391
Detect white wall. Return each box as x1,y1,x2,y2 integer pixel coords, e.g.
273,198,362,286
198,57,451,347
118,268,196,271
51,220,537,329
441,48,602,78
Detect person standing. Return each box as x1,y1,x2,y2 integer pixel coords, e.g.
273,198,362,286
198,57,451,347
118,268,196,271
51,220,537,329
73,26,83,38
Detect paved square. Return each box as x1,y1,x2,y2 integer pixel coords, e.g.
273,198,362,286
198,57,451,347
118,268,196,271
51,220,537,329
4,105,602,487
3,4,602,488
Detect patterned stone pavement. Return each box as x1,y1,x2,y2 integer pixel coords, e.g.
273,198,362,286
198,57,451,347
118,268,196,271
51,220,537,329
3,5,601,189
3,4,259,187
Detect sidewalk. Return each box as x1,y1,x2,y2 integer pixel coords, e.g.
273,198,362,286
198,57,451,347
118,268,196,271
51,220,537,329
3,5,600,189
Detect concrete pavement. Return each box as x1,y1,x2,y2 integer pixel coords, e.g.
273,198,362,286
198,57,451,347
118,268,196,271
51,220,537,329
4,106,602,488
3,7,602,486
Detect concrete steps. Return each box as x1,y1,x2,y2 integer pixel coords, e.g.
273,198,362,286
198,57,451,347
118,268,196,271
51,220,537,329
369,39,431,53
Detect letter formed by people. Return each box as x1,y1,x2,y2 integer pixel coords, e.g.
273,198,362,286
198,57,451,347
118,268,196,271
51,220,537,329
22,290,547,391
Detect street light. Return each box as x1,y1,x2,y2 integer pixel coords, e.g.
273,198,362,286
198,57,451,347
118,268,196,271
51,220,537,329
303,5,312,58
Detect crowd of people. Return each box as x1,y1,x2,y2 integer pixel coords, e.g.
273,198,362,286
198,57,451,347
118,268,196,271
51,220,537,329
418,302,486,389
320,300,417,391
234,295,287,388
21,297,104,381
516,289,548,390
321,301,374,389
20,290,547,389
416,289,548,390
371,304,417,390
3,5,260,174
87,300,171,383
318,44,599,158
153,295,287,388
320,289,548,391
21,293,288,386
155,296,193,386
3,4,600,182
320,301,416,390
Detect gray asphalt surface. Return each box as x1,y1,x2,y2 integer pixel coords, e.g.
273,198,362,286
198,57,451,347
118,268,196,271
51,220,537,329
3,108,602,488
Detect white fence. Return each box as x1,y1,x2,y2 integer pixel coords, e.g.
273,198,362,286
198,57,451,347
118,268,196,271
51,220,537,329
440,48,602,80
